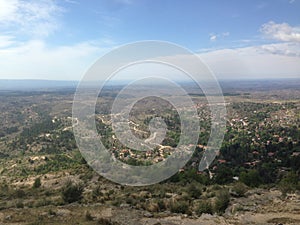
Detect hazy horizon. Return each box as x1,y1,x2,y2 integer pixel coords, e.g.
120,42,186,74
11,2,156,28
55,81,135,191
1,77,300,91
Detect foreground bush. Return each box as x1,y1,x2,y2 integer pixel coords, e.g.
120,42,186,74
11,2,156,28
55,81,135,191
170,201,190,214
231,182,248,197
33,177,41,189
188,183,202,199
279,171,300,195
239,170,262,187
196,200,213,216
97,218,120,225
214,189,230,214
61,180,84,203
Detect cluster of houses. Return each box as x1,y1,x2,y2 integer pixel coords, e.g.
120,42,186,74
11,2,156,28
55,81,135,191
116,145,174,163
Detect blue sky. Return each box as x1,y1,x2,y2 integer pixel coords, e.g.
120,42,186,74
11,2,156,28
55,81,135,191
0,0,300,80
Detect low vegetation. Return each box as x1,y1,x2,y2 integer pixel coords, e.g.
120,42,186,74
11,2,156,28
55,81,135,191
0,83,299,224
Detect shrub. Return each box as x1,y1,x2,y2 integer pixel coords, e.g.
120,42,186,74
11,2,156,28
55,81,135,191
85,211,93,221
48,209,56,216
125,196,136,206
187,183,202,199
170,201,190,214
279,172,300,195
33,177,41,189
92,185,103,199
214,189,230,214
97,218,120,225
239,170,262,187
157,199,166,211
15,200,24,208
0,184,9,198
61,180,84,203
213,166,233,184
34,198,52,207
14,188,26,198
231,182,248,197
196,200,213,216
145,201,159,212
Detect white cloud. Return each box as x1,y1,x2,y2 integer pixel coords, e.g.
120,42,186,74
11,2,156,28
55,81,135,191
151,42,300,80
210,34,217,41
0,39,112,80
0,0,62,37
209,32,230,42
64,0,78,4
259,42,300,57
0,39,299,80
260,21,300,43
0,35,16,48
0,0,119,80
200,44,300,79
135,42,300,81
0,0,18,22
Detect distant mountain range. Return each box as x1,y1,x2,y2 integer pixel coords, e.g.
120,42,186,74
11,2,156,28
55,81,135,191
0,78,299,91
0,79,78,90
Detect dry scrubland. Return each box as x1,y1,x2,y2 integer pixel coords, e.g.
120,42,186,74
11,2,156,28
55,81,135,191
0,81,300,224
